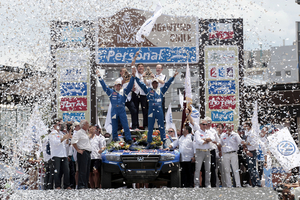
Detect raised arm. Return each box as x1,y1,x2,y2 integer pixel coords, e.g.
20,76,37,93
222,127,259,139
161,71,178,94
131,51,139,67
135,76,148,94
96,69,113,96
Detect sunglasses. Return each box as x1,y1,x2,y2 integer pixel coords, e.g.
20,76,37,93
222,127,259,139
168,130,174,132
201,123,208,126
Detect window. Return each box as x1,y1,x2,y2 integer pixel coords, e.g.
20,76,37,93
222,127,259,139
285,71,291,76
275,71,281,77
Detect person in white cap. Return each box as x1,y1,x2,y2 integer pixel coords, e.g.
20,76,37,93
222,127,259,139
96,67,136,143
135,71,178,148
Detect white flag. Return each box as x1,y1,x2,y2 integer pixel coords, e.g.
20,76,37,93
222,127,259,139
267,127,300,171
178,90,184,109
185,61,192,106
104,103,112,134
136,2,162,43
19,104,48,154
165,103,177,138
251,101,260,135
190,105,200,126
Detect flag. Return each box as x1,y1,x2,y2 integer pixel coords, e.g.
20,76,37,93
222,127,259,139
104,103,112,134
165,103,177,138
190,105,200,127
267,127,300,171
185,61,192,106
251,101,260,135
136,2,162,43
19,104,48,155
178,90,184,109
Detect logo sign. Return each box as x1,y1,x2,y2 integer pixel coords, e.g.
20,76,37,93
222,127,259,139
209,96,236,109
137,156,144,162
96,8,198,64
58,67,88,82
208,80,236,94
208,23,234,40
60,97,88,111
63,112,85,122
61,25,85,43
60,82,87,96
277,140,296,156
207,50,236,64
97,47,197,64
208,65,235,79
211,111,234,122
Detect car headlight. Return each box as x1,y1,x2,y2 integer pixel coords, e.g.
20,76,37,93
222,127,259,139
106,154,121,162
160,154,175,161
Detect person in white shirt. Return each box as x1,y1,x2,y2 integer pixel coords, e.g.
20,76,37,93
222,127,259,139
243,121,261,187
132,62,148,129
220,124,246,187
169,125,195,187
71,120,93,189
215,123,226,187
155,64,167,119
49,120,71,189
188,112,215,188
42,133,53,190
88,126,105,189
257,126,269,180
204,117,221,187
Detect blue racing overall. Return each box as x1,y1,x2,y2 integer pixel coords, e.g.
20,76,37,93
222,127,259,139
98,76,134,142
135,76,174,144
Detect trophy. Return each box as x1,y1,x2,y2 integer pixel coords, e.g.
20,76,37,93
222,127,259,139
122,69,131,83
144,66,154,80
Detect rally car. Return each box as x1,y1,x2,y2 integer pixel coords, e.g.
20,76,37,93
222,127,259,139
101,133,180,188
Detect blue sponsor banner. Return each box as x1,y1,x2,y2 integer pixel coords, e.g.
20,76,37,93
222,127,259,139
211,111,234,122
208,80,235,94
63,112,85,122
60,82,87,96
97,47,197,64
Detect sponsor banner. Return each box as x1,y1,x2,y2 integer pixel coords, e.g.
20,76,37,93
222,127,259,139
55,48,91,122
63,112,85,122
208,80,236,94
97,47,197,64
58,67,88,82
208,22,234,40
211,111,234,122
96,8,198,64
205,45,239,129
60,97,88,111
208,65,235,79
60,82,87,96
61,25,85,43
209,96,236,109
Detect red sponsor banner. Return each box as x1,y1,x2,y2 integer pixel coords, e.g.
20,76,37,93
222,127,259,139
60,97,88,111
209,95,236,109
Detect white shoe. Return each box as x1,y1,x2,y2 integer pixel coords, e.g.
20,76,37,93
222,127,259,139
194,186,199,188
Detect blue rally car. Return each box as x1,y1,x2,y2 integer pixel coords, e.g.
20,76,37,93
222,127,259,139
101,135,181,188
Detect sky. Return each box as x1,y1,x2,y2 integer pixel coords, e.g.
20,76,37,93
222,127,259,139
0,0,299,70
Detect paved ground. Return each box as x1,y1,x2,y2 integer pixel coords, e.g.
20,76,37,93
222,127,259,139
10,187,278,200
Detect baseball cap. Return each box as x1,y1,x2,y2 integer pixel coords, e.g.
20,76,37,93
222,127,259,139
114,79,122,85
152,78,158,83
72,122,80,129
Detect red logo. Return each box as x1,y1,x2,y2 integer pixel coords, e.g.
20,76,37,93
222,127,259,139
60,97,88,111
209,96,236,109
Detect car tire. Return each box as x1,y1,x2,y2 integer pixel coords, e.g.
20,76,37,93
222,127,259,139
170,163,181,187
101,165,111,188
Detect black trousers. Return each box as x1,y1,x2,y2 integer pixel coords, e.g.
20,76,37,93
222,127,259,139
238,154,250,185
210,149,217,187
44,159,54,189
181,161,194,187
132,92,148,128
68,157,76,188
77,151,91,189
52,157,70,189
118,100,138,130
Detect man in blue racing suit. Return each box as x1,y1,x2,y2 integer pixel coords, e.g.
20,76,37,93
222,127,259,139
96,68,136,143
135,70,178,148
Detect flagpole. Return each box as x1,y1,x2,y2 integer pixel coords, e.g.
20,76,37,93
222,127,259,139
180,91,186,134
